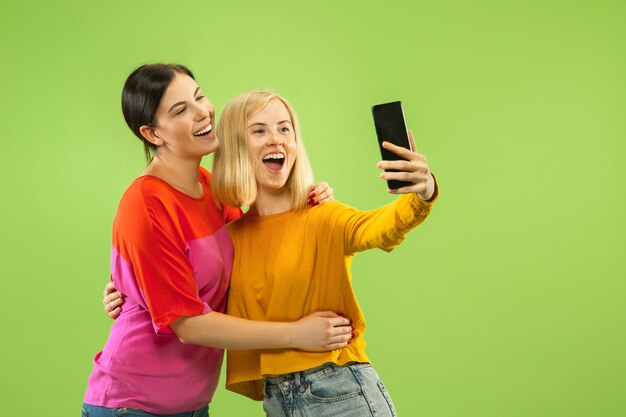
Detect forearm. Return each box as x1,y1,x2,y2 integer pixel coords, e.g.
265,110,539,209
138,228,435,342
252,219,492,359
347,192,435,253
171,311,295,350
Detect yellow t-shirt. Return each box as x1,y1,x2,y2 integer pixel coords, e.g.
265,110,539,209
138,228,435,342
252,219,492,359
226,192,437,400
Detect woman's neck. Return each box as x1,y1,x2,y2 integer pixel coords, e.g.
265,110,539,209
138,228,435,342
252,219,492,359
252,186,292,216
143,154,203,198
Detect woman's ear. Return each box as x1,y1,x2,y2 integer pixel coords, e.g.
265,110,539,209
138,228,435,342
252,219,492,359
139,125,164,146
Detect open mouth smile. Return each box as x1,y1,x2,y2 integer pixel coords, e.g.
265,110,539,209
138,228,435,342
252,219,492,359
262,152,285,171
193,123,213,137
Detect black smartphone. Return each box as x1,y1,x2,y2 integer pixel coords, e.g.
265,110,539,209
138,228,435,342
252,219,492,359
371,101,413,190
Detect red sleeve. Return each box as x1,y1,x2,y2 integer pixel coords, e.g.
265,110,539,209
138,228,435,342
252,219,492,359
113,184,210,335
222,204,243,223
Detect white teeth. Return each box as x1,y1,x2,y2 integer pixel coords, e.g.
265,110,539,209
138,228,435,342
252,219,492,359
194,124,212,136
263,153,285,161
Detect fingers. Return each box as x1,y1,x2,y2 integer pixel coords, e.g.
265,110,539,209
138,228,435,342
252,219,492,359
107,306,121,319
331,324,353,337
380,169,429,182
331,316,351,327
103,290,122,306
299,311,356,351
309,182,328,196
313,310,348,321
313,311,351,327
327,339,351,350
326,326,354,350
387,182,428,195
311,311,352,333
103,281,116,297
379,166,430,187
408,130,417,152
314,187,334,204
377,135,431,196
389,172,435,199
327,317,353,342
104,295,123,320
309,182,334,206
377,140,429,175
377,159,426,172
105,296,123,313
381,140,416,160
103,287,124,320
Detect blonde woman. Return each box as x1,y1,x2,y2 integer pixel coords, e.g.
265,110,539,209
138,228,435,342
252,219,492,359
212,90,437,416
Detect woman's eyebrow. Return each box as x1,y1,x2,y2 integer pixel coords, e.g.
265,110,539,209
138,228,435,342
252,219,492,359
168,87,201,113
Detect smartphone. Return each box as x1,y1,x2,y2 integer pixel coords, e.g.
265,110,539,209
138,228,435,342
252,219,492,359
371,101,413,190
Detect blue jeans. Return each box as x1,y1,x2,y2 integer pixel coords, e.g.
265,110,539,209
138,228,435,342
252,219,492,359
263,362,397,417
81,403,209,417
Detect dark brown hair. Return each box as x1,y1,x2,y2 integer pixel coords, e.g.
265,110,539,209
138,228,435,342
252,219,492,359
121,63,194,163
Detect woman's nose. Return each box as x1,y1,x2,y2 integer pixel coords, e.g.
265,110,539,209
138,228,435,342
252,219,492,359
267,131,283,145
194,102,211,120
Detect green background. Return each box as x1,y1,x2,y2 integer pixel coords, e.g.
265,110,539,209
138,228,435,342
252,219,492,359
1,0,625,415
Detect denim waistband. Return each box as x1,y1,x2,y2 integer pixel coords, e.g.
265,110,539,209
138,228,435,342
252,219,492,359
264,362,371,386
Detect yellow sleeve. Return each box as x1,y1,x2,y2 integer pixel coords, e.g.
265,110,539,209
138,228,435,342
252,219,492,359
339,191,437,255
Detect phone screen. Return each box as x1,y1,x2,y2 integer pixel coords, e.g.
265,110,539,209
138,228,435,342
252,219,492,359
371,101,412,189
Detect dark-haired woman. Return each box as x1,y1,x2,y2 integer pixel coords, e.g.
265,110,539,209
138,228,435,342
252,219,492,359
82,64,351,417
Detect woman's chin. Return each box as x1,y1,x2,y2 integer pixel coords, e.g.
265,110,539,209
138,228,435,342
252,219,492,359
257,177,289,192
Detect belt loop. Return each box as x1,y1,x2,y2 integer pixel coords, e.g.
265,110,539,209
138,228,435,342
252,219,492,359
298,369,310,393
294,370,302,386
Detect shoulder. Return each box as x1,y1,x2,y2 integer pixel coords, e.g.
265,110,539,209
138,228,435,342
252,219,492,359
310,200,355,217
301,200,358,229
120,176,174,207
115,176,184,230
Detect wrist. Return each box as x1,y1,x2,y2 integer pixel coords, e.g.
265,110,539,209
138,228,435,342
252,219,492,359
417,191,433,201
417,173,436,201
285,321,298,349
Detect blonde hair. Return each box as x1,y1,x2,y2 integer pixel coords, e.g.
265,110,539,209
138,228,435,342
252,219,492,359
212,90,314,210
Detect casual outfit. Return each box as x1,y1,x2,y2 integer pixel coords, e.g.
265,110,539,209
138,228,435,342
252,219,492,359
225,191,437,416
83,167,241,415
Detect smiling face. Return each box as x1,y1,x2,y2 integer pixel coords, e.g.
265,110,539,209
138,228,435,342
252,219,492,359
146,72,217,159
246,98,298,191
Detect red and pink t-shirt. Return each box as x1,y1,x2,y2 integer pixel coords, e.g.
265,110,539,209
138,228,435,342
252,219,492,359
84,167,241,414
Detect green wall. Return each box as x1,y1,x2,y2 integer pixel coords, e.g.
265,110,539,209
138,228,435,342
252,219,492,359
1,1,624,415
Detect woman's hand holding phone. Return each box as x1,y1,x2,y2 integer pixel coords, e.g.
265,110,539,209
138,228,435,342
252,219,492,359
376,131,435,201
